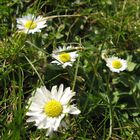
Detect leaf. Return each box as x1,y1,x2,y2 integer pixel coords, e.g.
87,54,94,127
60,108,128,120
127,61,137,71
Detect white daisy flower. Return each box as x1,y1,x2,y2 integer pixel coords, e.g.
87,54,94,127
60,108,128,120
26,84,81,136
16,14,47,34
106,57,127,73
51,46,78,68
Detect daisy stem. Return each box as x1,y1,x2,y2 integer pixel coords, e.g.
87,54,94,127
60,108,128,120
72,55,80,91
106,73,113,140
44,14,82,20
108,98,113,139
24,55,45,86
72,38,81,91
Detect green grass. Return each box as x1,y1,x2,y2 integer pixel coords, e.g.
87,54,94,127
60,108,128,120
0,0,140,139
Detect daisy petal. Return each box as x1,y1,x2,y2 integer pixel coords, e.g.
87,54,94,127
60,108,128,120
51,85,58,100
65,105,81,114
60,87,75,105
46,127,53,136
54,114,65,131
57,84,64,101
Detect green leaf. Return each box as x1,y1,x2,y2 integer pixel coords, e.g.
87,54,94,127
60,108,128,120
127,61,137,71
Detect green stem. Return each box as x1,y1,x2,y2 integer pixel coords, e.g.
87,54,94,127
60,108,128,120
106,73,113,139
109,98,113,139
24,55,45,86
72,55,80,91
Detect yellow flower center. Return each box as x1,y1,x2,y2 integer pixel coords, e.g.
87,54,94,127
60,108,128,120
112,60,122,69
24,20,37,29
59,53,71,63
44,100,63,117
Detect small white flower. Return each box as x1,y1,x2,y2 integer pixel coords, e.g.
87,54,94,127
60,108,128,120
106,57,127,73
51,46,78,68
26,84,80,136
16,14,47,34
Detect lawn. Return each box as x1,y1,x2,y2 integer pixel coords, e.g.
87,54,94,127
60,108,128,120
0,0,140,140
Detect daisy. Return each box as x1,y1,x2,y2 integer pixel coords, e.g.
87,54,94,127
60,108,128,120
51,46,78,68
106,57,127,73
16,14,47,34
26,84,81,136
